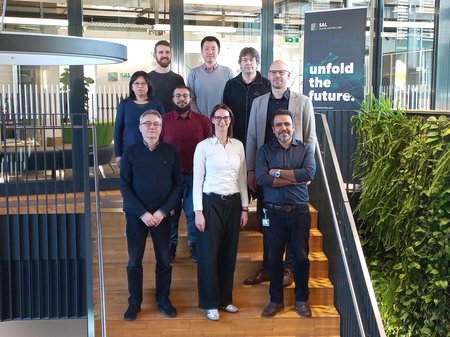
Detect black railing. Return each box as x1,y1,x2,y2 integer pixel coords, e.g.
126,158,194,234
310,113,386,337
0,113,117,196
0,121,107,337
316,110,359,191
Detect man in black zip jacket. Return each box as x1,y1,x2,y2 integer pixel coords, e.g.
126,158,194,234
223,47,270,148
121,110,182,321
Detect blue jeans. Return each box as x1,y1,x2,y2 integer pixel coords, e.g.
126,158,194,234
264,205,311,303
125,213,172,306
169,173,196,246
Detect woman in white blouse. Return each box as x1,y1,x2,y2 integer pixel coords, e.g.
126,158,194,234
193,103,249,321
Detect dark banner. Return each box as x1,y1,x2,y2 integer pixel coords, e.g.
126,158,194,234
303,8,366,111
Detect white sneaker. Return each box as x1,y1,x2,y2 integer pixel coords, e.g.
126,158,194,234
220,304,239,313
206,309,220,321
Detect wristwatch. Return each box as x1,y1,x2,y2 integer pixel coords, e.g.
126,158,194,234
274,169,281,178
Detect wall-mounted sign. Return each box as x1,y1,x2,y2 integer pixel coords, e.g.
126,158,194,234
285,37,300,43
108,72,118,82
120,72,132,80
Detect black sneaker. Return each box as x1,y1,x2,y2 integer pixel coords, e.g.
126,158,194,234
124,303,141,321
189,243,197,263
157,299,177,318
169,243,176,263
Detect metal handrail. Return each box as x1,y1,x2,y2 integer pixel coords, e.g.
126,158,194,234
90,125,107,337
314,141,365,335
312,113,386,337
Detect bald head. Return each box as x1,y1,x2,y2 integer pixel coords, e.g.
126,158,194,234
270,60,288,71
268,60,291,91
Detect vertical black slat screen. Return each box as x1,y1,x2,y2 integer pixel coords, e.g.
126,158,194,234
19,214,31,318
48,213,59,318
57,213,68,318
0,215,11,320
66,213,78,317
77,213,87,317
29,214,40,318
10,215,21,319
0,213,88,321
38,213,50,318
20,214,31,319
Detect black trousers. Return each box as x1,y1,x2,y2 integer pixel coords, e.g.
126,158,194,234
125,213,172,306
264,205,311,303
256,188,295,271
196,192,241,309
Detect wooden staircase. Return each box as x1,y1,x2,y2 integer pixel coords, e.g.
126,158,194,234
93,191,340,337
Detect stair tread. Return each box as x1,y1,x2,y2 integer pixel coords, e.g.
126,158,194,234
96,228,322,240
96,277,333,288
93,251,328,265
96,302,339,320
97,305,340,337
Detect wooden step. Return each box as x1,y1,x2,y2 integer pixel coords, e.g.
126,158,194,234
93,250,329,281
92,227,323,260
96,203,318,235
95,303,339,337
94,276,334,307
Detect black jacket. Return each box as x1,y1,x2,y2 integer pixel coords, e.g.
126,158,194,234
223,71,271,147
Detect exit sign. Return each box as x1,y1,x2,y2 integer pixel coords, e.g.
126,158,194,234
285,37,300,43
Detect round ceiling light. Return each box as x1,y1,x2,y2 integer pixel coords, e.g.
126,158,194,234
0,32,127,65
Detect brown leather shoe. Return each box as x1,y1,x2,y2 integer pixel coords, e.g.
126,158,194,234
282,268,294,287
243,268,269,285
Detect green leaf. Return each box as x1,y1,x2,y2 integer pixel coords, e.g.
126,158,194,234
434,280,448,289
408,262,421,270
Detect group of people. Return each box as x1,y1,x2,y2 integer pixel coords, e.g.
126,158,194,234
114,36,317,323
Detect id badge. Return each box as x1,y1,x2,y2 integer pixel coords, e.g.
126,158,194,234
262,218,270,227
262,208,270,227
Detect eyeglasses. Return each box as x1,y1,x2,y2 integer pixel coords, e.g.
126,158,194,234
274,122,292,128
133,82,148,87
140,121,161,128
269,70,289,76
213,116,230,122
173,94,190,99
241,57,256,63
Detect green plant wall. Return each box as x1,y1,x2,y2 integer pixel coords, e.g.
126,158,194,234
352,94,450,337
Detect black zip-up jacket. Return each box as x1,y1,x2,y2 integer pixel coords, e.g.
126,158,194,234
223,71,271,147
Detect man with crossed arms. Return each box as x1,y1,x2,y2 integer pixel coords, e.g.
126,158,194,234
245,59,317,287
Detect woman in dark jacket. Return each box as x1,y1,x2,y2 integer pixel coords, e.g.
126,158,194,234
114,70,164,167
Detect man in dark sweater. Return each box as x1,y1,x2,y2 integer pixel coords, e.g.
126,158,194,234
223,47,270,148
120,110,182,321
148,40,185,113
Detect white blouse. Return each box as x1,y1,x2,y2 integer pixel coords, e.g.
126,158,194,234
193,136,248,211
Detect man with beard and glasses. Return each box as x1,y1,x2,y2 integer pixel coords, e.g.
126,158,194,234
148,40,185,113
161,85,211,263
256,109,316,319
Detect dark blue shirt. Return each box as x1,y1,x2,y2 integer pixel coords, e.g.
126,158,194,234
255,138,316,205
